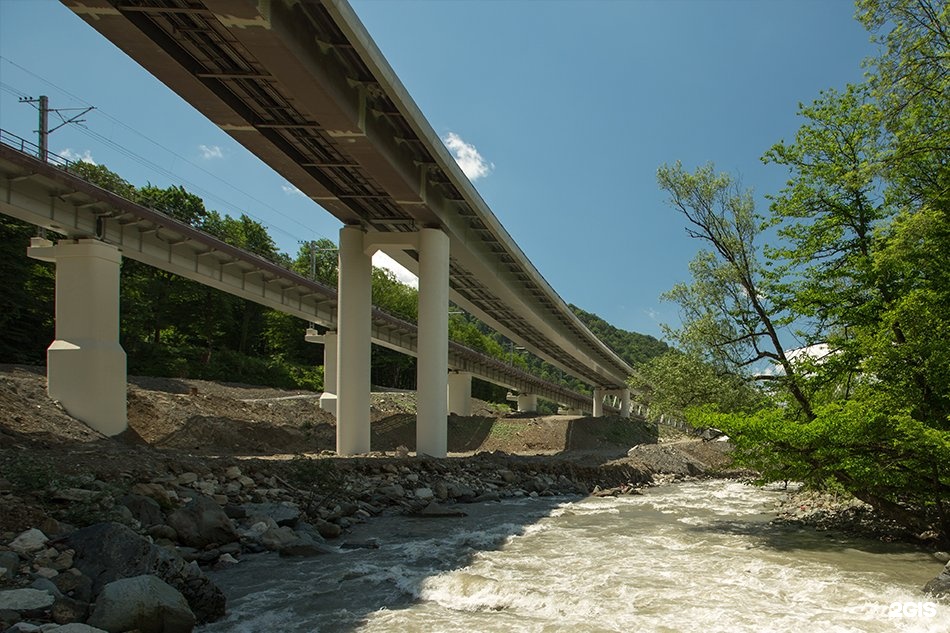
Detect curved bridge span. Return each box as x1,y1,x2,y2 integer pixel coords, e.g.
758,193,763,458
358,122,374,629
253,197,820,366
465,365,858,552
54,0,635,456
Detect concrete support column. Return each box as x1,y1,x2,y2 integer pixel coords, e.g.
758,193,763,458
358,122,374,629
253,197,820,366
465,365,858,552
319,331,338,417
336,226,371,455
517,393,538,413
620,388,631,419
28,238,127,436
447,371,472,416
416,228,450,458
592,388,605,417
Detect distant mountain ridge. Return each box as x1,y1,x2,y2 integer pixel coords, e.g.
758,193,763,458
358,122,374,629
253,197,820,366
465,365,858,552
569,305,669,368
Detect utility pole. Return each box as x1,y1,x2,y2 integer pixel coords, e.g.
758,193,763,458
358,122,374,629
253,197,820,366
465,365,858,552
18,95,94,163
38,95,48,162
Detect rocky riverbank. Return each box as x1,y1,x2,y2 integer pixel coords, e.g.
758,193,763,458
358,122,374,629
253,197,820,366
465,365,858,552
1,364,943,631
0,444,723,632
0,364,738,631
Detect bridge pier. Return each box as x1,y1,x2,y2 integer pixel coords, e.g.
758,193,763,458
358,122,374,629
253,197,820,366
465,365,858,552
415,228,449,457
517,393,538,413
336,226,372,455
592,388,605,417
447,370,473,416
305,328,338,417
28,238,127,436
338,226,451,457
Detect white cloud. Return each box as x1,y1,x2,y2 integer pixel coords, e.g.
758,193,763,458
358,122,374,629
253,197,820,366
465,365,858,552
442,132,493,181
59,148,96,164
198,144,223,160
373,251,418,289
282,184,306,197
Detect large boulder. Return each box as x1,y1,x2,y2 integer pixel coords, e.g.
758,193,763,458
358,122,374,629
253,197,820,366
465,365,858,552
65,522,225,623
166,495,238,548
87,575,195,633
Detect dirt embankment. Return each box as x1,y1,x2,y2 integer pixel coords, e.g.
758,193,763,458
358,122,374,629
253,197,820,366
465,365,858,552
0,363,731,536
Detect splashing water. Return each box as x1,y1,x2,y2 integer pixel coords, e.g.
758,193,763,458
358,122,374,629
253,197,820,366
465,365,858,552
199,480,948,633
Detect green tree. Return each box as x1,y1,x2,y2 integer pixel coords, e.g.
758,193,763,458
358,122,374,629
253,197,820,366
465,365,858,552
656,162,814,418
630,351,766,419
663,0,950,539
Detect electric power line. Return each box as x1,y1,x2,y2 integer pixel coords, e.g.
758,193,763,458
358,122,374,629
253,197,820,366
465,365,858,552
0,56,335,251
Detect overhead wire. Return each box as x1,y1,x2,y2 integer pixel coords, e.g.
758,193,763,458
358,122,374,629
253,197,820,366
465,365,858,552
0,56,337,251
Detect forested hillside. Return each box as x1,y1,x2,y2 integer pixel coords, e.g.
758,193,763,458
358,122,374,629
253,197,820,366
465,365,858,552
569,305,668,368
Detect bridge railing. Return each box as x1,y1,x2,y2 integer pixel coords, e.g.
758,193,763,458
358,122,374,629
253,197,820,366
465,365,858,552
0,129,76,171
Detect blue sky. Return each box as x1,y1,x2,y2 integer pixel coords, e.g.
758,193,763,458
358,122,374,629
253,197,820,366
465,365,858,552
0,0,877,341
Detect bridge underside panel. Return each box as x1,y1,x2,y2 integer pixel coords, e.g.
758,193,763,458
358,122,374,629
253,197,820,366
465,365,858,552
59,0,635,394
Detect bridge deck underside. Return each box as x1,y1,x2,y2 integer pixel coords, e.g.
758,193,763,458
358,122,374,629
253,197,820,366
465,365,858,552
61,0,634,391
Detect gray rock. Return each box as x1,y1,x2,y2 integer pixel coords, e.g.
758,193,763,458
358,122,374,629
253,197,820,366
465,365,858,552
413,487,434,500
243,502,300,527
314,519,342,539
293,522,326,543
147,525,178,542
28,578,61,599
9,529,48,555
119,494,165,528
166,495,238,548
446,482,476,500
0,588,54,611
47,625,108,633
50,488,99,502
51,594,89,624
53,571,94,603
497,469,518,483
0,551,20,579
278,539,334,557
376,484,405,500
87,575,195,633
259,526,298,551
923,561,950,597
65,522,225,624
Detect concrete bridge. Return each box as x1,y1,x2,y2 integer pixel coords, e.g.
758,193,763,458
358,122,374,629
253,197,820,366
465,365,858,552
0,136,631,452
28,0,637,457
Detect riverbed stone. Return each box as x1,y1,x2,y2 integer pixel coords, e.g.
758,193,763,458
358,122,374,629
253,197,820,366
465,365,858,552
243,502,300,527
118,494,164,528
0,551,20,579
52,571,93,603
87,574,195,633
0,588,55,611
51,594,89,624
48,625,109,633
65,522,225,623
923,561,950,597
314,519,342,539
259,526,298,551
166,495,238,548
9,529,48,555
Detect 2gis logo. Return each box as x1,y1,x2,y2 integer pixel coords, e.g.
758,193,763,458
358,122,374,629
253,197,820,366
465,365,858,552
882,601,938,618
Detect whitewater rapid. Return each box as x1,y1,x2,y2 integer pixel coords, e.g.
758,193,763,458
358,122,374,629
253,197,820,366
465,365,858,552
199,480,948,632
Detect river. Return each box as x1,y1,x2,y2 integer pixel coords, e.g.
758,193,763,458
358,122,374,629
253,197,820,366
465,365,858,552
199,480,948,632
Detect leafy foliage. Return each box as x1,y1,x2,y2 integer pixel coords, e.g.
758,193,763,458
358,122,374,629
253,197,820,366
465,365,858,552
657,0,950,539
